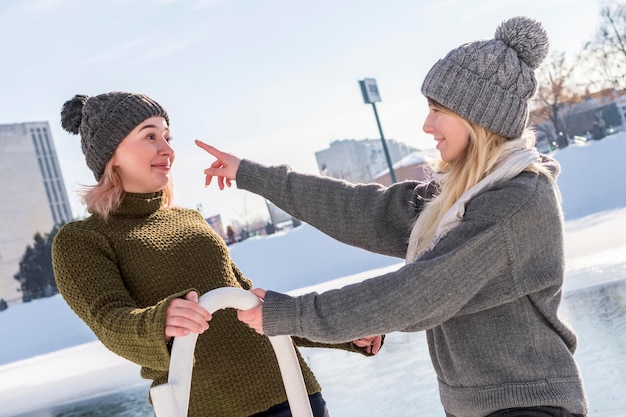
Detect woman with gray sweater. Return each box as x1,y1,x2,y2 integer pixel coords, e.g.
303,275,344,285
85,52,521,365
197,16,588,417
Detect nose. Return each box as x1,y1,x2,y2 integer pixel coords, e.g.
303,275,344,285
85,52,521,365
423,112,434,134
159,137,174,156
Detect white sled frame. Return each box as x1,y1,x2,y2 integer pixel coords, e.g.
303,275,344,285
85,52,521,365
150,287,314,417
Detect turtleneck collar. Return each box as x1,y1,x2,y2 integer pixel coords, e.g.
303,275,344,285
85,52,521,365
113,191,166,218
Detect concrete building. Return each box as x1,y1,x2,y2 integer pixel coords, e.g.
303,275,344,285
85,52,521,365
315,138,419,184
0,122,72,304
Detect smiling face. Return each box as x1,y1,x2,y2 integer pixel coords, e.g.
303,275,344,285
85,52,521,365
110,116,174,193
422,100,470,163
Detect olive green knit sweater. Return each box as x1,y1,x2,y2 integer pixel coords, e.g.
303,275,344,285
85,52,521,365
52,192,364,417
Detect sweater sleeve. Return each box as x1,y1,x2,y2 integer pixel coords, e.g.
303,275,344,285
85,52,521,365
236,159,431,258
52,222,192,370
292,335,385,357
260,177,547,342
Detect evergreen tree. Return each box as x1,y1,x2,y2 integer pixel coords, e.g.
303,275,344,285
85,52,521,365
13,225,62,302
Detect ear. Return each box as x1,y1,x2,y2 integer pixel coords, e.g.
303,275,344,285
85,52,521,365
109,153,119,167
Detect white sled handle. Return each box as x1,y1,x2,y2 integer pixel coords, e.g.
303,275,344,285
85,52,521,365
150,287,314,417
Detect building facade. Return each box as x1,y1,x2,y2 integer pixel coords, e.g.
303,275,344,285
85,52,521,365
531,88,626,150
0,122,72,304
315,138,419,184
373,151,435,186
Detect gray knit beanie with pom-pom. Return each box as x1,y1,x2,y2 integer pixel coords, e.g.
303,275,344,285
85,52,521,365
60,92,169,180
421,16,549,139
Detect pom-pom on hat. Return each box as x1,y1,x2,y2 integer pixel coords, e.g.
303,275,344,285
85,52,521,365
421,16,549,139
60,92,169,180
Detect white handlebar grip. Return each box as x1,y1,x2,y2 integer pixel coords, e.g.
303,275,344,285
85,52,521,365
150,287,314,417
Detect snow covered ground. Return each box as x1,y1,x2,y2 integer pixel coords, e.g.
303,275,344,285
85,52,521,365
1,133,626,416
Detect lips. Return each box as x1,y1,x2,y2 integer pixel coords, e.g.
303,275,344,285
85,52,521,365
152,164,171,171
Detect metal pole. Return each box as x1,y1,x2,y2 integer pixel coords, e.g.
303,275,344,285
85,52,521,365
371,102,397,183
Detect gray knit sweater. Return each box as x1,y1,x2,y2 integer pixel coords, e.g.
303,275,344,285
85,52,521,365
236,158,588,416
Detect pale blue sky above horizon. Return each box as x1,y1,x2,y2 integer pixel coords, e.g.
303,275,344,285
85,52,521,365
0,0,603,227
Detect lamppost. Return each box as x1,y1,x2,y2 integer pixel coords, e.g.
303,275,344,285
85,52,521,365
358,78,397,183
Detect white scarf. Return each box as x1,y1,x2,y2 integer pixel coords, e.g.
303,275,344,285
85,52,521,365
405,137,541,264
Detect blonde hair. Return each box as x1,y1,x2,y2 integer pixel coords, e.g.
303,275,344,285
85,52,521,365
80,159,174,220
411,100,548,255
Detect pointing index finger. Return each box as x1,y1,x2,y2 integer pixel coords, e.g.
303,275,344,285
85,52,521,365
195,139,218,156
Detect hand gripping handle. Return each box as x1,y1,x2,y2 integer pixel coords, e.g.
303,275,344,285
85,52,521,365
150,287,314,417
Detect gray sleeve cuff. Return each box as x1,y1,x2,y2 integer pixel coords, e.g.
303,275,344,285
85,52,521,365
262,290,301,337
236,159,283,195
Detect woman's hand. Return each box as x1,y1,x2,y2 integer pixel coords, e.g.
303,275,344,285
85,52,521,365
237,288,267,335
237,288,382,355
164,291,211,341
195,140,242,190
353,335,383,355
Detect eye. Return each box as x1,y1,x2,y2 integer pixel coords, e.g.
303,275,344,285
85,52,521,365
146,132,157,141
165,136,173,143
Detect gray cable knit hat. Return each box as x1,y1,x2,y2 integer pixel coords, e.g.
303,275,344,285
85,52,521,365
421,16,549,139
60,92,169,180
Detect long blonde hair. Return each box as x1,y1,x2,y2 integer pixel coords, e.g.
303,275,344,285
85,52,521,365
410,100,541,256
80,159,174,220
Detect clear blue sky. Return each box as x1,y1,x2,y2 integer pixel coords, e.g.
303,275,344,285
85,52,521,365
0,0,601,227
